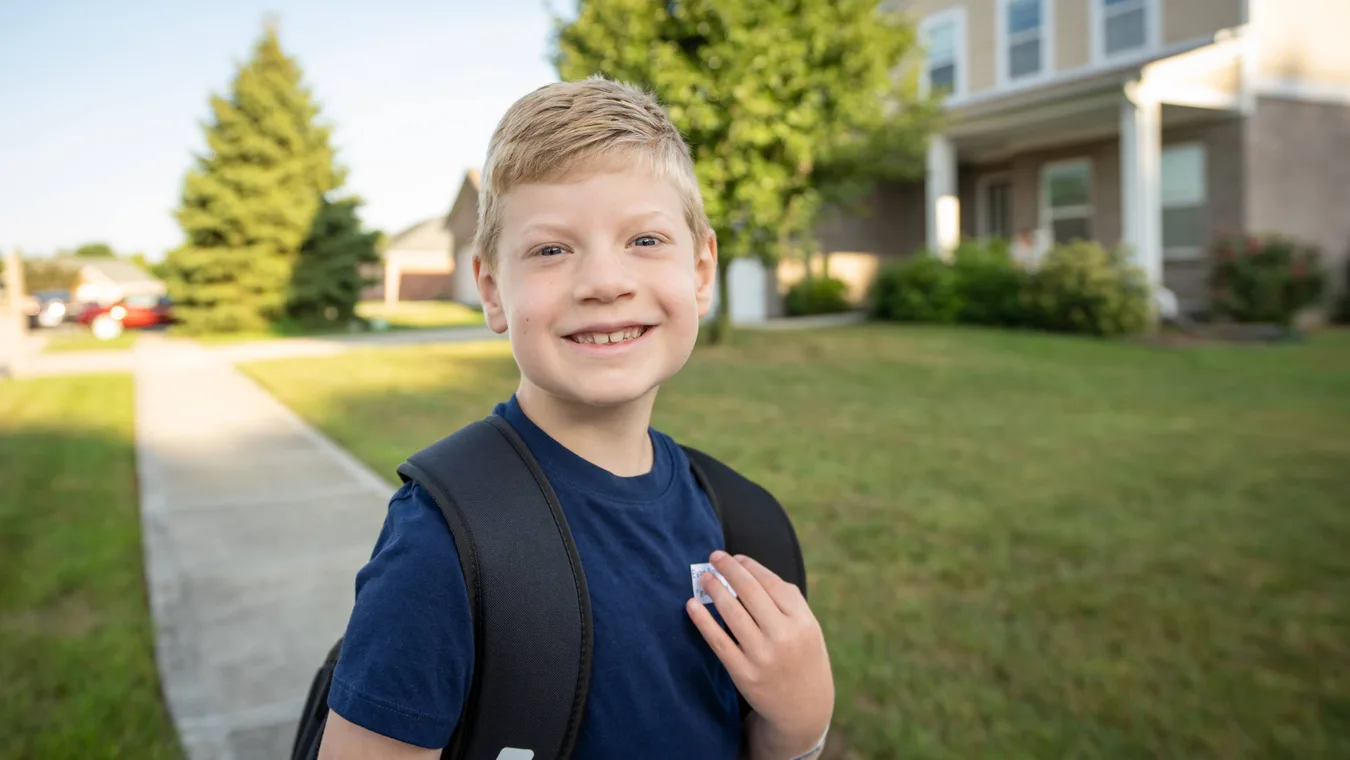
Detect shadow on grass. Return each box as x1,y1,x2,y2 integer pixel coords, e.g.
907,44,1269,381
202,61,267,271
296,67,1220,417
241,327,1350,759
1,413,181,758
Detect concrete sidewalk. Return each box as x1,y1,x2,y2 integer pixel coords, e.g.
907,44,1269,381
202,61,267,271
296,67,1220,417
134,335,395,759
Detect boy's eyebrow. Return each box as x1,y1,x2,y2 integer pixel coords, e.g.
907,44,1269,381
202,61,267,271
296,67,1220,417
517,209,680,238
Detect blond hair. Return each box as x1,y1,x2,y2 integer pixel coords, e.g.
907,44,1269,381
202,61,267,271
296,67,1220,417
474,75,710,268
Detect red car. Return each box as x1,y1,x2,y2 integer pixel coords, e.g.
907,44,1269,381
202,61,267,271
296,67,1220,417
77,295,175,340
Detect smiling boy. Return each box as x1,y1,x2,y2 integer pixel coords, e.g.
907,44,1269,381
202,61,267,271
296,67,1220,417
317,76,834,760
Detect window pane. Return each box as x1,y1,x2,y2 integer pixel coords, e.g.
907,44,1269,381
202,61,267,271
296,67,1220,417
1046,164,1091,208
1105,0,1137,6
1162,145,1206,206
1106,7,1146,54
1008,0,1041,34
929,63,956,94
1052,216,1091,243
926,21,954,62
1009,38,1040,78
1163,206,1205,249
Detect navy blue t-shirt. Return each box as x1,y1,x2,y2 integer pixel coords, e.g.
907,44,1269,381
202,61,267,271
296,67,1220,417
328,395,742,757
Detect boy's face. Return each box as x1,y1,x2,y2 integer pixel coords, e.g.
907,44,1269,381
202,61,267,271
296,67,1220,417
476,166,717,410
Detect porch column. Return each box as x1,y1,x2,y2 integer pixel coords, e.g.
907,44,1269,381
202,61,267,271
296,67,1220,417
1120,84,1163,292
926,134,960,259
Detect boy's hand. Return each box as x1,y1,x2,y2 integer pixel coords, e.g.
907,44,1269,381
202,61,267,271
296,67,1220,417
686,551,834,759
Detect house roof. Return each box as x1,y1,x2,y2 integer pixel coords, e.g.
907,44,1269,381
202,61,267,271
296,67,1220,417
62,257,162,285
384,216,452,253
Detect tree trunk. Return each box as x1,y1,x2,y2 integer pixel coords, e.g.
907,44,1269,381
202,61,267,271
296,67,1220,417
709,254,732,344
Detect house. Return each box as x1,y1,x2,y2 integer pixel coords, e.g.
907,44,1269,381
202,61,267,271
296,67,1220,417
446,168,483,306
845,0,1350,314
62,257,166,306
367,216,456,306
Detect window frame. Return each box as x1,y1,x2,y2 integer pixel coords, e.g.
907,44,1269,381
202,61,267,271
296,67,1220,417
997,0,1055,87
1039,157,1094,244
1161,141,1208,261
977,172,1015,241
919,6,968,100
1090,0,1160,65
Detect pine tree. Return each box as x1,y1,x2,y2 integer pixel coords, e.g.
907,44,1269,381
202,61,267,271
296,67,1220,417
162,22,343,333
286,198,381,328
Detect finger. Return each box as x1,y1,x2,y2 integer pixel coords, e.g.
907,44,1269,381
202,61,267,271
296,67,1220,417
711,550,784,630
735,554,808,615
699,571,766,653
686,597,749,674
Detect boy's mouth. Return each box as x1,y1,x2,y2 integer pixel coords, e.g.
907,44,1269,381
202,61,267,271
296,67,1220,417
566,325,650,345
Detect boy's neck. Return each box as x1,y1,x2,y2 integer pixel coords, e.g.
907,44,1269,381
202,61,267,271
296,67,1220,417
515,383,657,477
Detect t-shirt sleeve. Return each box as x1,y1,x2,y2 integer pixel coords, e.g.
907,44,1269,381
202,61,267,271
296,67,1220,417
328,481,474,749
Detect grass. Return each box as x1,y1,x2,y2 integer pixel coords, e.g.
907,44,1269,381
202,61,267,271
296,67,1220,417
354,298,484,329
0,374,181,759
188,300,484,345
40,330,139,353
239,324,1350,759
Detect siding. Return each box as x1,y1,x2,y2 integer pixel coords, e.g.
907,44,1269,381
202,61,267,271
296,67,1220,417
1257,0,1350,88
1245,96,1350,302
1163,0,1244,46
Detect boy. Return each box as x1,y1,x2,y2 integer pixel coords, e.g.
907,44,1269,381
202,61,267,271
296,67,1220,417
318,76,834,760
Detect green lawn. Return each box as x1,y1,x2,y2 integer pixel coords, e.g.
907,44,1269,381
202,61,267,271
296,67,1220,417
355,298,484,329
41,330,139,353
240,325,1350,759
0,375,181,759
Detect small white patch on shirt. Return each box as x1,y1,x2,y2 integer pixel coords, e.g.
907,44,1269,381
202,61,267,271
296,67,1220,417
690,562,737,604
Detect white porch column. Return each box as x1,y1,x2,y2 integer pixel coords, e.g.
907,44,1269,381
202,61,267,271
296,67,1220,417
384,259,401,309
1120,84,1163,292
926,134,960,259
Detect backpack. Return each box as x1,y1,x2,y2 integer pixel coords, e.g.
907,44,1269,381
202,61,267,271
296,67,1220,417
291,414,806,760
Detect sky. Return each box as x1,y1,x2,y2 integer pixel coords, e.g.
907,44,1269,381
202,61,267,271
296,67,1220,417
0,0,570,260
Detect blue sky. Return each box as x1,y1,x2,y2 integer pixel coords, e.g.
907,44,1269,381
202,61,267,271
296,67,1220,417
0,0,569,259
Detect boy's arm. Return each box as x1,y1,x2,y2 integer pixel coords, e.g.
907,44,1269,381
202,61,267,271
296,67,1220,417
686,551,834,760
318,710,441,760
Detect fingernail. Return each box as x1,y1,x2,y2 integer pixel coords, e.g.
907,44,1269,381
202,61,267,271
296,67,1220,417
711,550,727,562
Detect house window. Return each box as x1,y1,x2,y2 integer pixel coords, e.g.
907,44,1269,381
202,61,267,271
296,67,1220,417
1041,159,1092,243
1162,143,1207,258
1099,0,1151,59
921,9,965,98
1002,0,1047,82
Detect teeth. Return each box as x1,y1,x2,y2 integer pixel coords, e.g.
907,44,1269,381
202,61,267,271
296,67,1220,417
571,326,646,345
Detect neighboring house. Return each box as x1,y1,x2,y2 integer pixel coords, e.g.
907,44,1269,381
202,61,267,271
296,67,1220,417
838,0,1350,314
62,257,166,306
368,217,456,306
447,168,483,306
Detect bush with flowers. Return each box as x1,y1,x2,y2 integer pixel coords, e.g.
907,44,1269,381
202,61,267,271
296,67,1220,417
1208,233,1327,326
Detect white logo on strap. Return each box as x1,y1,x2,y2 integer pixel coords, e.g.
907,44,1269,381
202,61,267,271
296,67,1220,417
495,749,534,760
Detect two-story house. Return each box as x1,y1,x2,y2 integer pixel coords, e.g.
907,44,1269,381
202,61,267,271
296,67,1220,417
819,0,1350,315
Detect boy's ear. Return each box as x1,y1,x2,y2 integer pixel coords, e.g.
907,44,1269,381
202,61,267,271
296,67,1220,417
694,230,718,319
474,253,509,334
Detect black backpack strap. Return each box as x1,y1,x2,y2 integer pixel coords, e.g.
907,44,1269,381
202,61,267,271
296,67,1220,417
682,446,807,600
397,415,593,760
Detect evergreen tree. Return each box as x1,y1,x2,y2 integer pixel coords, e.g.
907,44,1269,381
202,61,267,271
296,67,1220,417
162,22,343,333
286,198,381,328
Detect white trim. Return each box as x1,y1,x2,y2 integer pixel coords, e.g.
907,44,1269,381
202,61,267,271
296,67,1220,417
1039,157,1094,242
1089,0,1161,68
919,7,968,100
1255,77,1350,106
997,0,1055,89
975,172,1014,239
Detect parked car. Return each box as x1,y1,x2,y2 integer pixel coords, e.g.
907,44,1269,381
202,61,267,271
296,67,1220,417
28,290,72,329
76,295,175,340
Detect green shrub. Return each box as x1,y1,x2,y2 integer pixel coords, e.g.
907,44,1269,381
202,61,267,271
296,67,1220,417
869,253,963,324
1021,241,1151,337
1209,233,1328,326
951,239,1027,327
785,275,851,316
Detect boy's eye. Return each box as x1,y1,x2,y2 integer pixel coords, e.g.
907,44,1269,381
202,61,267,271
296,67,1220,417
537,245,565,257
633,236,661,247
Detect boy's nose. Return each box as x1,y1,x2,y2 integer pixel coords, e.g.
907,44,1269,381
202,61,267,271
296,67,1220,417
574,248,637,303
